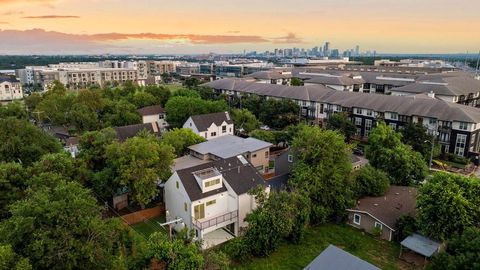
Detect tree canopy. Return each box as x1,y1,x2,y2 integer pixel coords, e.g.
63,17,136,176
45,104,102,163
161,128,206,156
416,172,480,241
165,96,228,128
354,164,390,197
230,108,260,133
0,118,62,165
366,121,428,185
326,112,357,142
289,126,354,223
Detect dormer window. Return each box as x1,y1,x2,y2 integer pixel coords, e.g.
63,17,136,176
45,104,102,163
205,178,220,187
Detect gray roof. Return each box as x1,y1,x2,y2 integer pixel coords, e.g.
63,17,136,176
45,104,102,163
304,245,380,270
114,122,160,142
392,76,480,97
206,78,480,123
176,156,266,201
190,111,233,132
401,233,441,257
301,74,365,86
188,135,272,159
138,105,164,116
0,77,20,83
246,71,292,80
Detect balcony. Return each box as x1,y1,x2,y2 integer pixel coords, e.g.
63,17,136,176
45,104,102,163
193,210,238,230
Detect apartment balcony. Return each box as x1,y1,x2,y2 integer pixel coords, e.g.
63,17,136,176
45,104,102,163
192,210,238,230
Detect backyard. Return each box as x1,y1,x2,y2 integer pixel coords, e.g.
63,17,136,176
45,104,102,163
230,224,415,270
131,216,167,238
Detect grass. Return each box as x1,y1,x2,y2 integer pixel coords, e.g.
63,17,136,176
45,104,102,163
231,224,403,270
160,83,186,94
131,216,167,238
442,160,467,169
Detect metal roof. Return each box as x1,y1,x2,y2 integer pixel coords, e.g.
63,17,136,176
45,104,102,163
188,135,272,159
400,233,441,258
304,245,380,270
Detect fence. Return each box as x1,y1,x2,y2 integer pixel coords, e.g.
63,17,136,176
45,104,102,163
121,205,165,225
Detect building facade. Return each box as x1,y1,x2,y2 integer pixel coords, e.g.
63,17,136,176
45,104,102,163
0,78,23,102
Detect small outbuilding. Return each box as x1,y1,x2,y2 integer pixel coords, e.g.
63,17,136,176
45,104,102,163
400,233,442,260
304,245,380,270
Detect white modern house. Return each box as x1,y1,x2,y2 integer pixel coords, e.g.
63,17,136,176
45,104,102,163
164,155,268,249
183,111,234,140
137,105,169,131
0,77,23,102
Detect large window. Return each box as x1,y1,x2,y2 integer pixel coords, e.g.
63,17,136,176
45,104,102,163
206,200,216,206
222,126,226,133
459,122,468,130
390,112,398,120
366,110,373,116
365,119,373,136
455,134,467,156
355,108,363,114
355,117,362,126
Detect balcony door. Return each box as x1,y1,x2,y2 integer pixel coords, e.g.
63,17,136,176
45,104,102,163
194,204,205,220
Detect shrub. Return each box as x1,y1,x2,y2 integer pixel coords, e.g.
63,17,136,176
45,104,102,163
223,238,250,262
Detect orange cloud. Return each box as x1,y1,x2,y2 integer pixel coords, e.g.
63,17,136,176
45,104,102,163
0,0,55,5
272,33,304,44
23,15,80,19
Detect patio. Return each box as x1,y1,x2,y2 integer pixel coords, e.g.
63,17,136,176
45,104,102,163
202,228,235,249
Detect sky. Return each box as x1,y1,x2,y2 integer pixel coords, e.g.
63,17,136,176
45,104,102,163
0,0,479,55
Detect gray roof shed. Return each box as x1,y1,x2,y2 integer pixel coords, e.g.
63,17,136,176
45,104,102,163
400,233,441,258
304,245,380,270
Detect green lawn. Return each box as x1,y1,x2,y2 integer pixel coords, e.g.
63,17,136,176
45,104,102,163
231,224,404,270
131,216,167,238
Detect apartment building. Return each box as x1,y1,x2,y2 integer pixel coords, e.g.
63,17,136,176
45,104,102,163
165,155,268,248
206,78,480,158
0,77,23,102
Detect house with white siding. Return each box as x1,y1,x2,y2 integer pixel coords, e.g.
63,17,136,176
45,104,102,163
183,111,234,140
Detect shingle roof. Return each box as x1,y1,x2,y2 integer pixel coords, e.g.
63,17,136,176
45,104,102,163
304,245,380,270
304,75,365,86
188,135,272,159
246,71,292,80
205,78,480,123
190,111,233,132
176,156,266,201
0,77,20,83
114,122,160,142
348,186,418,229
392,76,480,96
138,105,164,116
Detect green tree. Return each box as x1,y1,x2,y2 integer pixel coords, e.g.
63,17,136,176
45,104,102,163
366,121,428,185
249,130,276,144
36,88,74,125
401,122,440,159
429,227,480,270
290,77,304,86
69,103,100,131
0,180,123,270
417,172,480,241
0,163,28,219
144,85,171,107
354,164,390,197
78,127,117,171
184,77,200,89
29,152,83,183
244,189,310,256
106,134,175,208
146,232,204,270
172,88,201,99
160,73,172,84
165,96,228,128
130,91,158,108
193,86,216,100
0,118,62,165
241,95,263,117
327,112,357,142
0,245,32,270
231,109,260,133
290,126,354,224
103,99,141,127
161,128,206,156
259,99,300,129
0,102,27,120
24,92,42,113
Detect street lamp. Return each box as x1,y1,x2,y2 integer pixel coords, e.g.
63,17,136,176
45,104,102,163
424,139,434,171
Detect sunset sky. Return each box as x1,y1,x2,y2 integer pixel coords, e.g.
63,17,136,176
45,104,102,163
0,0,479,54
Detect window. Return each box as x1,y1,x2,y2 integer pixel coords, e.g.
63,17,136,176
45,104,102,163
389,123,397,130
184,202,187,212
459,122,468,130
159,114,164,119
211,132,217,137
252,154,257,158
287,155,293,163
222,126,227,133
429,118,437,125
374,222,383,230
265,151,269,158
353,214,361,225
366,110,373,116
255,165,264,171
390,112,398,120
206,200,216,206
205,178,220,188
455,134,467,156
365,119,373,136
176,181,179,189
320,104,324,114
355,108,363,114
355,117,362,126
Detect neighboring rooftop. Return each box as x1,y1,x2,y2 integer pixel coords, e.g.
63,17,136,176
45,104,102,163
391,75,480,97
114,122,160,142
137,105,164,116
304,245,380,270
0,77,20,83
189,111,233,132
246,70,292,80
176,156,266,201
188,135,272,159
173,155,210,172
205,78,480,123
348,186,418,230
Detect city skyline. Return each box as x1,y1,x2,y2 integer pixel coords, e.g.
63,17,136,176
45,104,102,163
0,0,479,55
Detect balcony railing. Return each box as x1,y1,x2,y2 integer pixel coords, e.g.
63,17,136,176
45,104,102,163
192,210,238,230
